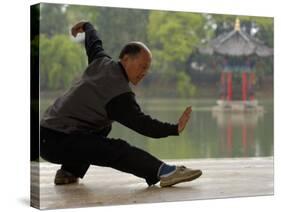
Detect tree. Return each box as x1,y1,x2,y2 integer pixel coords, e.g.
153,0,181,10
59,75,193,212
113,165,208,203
254,17,273,47
147,11,206,97
96,7,149,59
39,34,87,91
65,4,99,27
40,3,68,37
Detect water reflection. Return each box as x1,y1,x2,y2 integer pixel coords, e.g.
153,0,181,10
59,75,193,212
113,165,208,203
212,111,263,157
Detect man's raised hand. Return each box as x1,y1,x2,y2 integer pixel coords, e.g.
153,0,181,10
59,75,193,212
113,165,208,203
178,106,192,134
71,21,88,37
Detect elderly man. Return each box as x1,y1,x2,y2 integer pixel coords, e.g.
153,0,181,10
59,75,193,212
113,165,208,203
40,21,202,187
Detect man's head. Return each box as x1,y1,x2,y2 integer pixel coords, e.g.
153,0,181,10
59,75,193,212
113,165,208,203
119,41,152,85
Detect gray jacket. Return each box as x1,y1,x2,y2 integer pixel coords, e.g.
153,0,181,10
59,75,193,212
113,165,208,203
40,57,131,134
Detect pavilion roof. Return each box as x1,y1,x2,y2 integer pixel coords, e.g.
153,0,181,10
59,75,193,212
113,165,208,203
199,19,273,57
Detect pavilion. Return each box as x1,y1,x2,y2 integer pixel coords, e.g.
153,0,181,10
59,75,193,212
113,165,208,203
199,18,273,112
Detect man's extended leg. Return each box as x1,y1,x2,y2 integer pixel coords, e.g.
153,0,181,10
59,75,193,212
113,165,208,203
41,127,201,187
73,134,163,186
40,126,162,185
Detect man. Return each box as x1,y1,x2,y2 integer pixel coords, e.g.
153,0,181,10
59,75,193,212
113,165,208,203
40,21,202,187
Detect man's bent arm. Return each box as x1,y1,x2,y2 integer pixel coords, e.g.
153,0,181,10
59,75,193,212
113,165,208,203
106,92,179,138
83,22,109,64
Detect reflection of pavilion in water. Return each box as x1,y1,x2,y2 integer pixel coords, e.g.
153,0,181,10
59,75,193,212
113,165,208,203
212,111,264,157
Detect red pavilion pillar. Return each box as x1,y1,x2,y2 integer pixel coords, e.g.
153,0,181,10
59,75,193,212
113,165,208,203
227,72,232,101
220,72,225,100
242,72,248,101
249,72,255,101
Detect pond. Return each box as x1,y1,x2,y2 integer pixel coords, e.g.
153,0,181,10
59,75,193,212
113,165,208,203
40,98,274,159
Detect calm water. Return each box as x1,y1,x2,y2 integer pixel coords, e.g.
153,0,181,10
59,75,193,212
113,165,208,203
40,98,273,159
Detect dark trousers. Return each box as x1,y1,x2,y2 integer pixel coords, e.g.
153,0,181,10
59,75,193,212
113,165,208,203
40,126,162,186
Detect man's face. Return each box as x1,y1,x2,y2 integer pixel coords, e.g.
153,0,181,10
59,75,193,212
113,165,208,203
123,49,151,85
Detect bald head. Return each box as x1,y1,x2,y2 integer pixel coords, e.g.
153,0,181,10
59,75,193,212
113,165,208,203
119,41,152,85
119,41,152,60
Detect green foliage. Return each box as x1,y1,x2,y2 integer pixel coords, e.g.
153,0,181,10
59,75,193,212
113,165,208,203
65,5,99,26
254,17,273,47
147,11,205,97
148,11,205,62
96,7,149,59
40,4,68,37
39,35,86,90
177,72,196,97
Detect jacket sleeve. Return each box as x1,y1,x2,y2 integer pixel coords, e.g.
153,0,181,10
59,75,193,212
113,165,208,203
106,92,179,138
83,22,109,64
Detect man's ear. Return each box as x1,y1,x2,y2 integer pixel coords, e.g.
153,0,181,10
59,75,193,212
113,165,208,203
123,55,130,63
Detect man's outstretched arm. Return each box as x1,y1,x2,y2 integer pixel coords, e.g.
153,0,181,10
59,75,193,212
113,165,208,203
71,21,109,64
106,92,180,138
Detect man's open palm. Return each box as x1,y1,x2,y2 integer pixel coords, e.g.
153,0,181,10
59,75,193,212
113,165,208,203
178,106,192,133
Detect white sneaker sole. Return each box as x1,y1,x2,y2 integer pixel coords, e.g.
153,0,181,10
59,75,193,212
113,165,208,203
160,170,202,187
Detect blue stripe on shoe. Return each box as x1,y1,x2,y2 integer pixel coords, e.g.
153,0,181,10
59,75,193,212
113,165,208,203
158,163,176,178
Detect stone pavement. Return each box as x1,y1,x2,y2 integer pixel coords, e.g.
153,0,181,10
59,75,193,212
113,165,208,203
31,157,273,209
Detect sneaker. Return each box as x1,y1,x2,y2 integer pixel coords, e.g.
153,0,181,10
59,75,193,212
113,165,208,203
54,169,79,185
160,166,202,187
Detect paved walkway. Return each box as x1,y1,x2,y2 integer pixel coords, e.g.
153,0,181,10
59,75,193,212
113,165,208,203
31,157,273,209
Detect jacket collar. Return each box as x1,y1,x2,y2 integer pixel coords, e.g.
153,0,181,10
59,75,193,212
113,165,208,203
118,61,129,82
